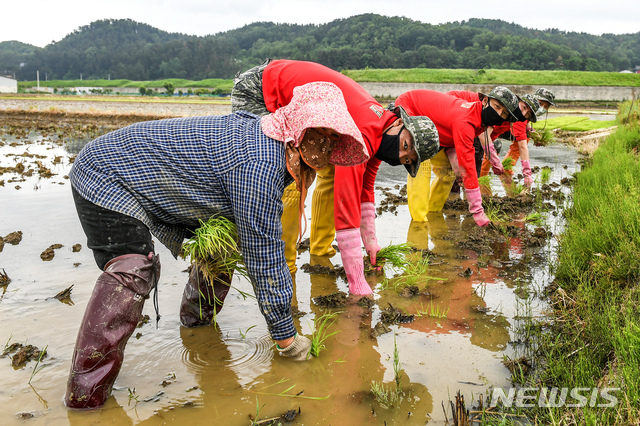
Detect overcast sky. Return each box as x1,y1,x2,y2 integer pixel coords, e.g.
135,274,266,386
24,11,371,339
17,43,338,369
3,0,639,48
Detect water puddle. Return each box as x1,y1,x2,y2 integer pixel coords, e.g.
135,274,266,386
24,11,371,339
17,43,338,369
0,122,579,425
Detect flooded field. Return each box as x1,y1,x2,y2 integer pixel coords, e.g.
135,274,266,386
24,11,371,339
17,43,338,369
0,104,582,425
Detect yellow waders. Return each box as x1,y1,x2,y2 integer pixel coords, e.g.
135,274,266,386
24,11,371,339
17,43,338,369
281,182,301,274
428,149,456,212
309,165,337,257
407,160,432,222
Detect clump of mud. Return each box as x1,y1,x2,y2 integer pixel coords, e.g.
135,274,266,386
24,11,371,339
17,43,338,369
40,243,63,261
370,322,392,338
380,303,415,325
3,231,22,245
524,227,552,247
301,263,345,279
53,285,74,305
375,184,407,215
503,355,532,377
357,296,375,309
72,244,82,252
399,285,421,298
455,226,506,255
1,343,47,369
312,292,347,308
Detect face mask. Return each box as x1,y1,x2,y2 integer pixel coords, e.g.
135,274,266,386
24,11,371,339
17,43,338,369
536,107,548,117
512,107,527,122
481,104,506,127
375,127,403,166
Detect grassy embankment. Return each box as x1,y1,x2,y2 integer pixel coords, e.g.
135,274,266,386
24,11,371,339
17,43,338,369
17,68,640,94
343,68,640,87
523,100,640,424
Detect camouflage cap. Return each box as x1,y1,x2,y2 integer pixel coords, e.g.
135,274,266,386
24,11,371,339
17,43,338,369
480,86,520,123
535,87,557,106
395,105,440,178
520,94,539,123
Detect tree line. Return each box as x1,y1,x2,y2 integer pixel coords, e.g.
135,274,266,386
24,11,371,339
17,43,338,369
1,14,638,82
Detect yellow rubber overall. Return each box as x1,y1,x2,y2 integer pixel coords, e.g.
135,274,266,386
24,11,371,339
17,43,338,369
281,182,301,274
310,165,336,257
407,159,432,222
428,149,456,212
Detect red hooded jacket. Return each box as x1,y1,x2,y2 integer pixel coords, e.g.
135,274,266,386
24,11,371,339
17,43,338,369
262,59,398,230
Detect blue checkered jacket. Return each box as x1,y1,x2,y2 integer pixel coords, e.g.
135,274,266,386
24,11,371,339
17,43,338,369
70,112,296,339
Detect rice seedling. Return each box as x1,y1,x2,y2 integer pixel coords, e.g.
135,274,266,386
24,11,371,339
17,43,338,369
484,203,508,225
376,243,413,270
370,335,404,408
539,167,552,184
27,345,47,385
309,311,341,357
127,388,139,405
181,216,248,284
415,301,450,319
239,325,256,339
501,157,514,172
478,175,492,192
530,127,555,146
525,212,545,226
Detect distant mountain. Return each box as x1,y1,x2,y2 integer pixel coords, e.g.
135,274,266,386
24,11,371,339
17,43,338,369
1,15,638,81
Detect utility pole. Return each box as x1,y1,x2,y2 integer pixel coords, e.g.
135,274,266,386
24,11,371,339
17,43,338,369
37,70,40,91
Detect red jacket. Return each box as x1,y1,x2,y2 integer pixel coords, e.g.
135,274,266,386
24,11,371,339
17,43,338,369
395,90,485,190
262,59,397,230
447,90,528,142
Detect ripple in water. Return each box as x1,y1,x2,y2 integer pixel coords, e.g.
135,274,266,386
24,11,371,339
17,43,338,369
224,332,274,387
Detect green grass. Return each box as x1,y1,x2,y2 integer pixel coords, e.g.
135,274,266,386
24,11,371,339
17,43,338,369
533,116,617,132
538,167,552,184
526,100,640,424
342,68,640,87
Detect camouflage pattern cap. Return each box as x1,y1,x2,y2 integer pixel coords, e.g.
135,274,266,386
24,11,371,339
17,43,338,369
535,88,557,106
395,105,440,178
481,86,520,123
520,94,539,123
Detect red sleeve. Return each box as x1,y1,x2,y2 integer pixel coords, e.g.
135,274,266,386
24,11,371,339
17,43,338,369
447,90,481,103
395,90,483,190
490,122,511,141
511,121,529,141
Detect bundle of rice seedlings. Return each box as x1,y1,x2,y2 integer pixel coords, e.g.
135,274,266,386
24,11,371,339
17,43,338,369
501,157,515,172
478,175,492,192
531,128,555,147
376,243,413,269
181,216,248,284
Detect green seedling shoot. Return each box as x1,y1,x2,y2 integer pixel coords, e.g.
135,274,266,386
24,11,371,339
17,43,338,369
309,311,341,357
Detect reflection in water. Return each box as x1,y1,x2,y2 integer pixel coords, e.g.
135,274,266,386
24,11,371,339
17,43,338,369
0,125,579,424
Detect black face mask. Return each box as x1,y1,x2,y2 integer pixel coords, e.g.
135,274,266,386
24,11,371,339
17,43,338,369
511,106,527,122
375,126,403,166
481,104,506,127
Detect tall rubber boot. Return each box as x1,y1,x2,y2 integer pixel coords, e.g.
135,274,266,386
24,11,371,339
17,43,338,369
407,160,432,222
65,253,160,409
428,149,456,212
281,182,301,274
179,265,233,327
310,165,337,257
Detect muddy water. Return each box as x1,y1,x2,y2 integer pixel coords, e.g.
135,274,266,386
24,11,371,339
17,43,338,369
0,123,579,425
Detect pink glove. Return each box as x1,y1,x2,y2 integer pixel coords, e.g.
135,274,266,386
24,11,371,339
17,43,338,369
486,141,504,175
522,160,534,185
336,228,373,295
360,202,381,265
466,187,490,227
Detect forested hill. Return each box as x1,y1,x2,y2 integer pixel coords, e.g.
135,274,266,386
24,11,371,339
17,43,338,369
1,14,639,81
